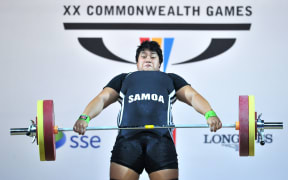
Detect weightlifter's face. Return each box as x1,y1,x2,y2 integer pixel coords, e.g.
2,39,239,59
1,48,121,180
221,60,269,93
137,50,161,71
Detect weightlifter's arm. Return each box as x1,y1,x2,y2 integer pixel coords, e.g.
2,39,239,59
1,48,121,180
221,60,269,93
73,87,119,135
176,85,222,132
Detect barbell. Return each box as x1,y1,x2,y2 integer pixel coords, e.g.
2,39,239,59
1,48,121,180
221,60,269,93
10,95,283,161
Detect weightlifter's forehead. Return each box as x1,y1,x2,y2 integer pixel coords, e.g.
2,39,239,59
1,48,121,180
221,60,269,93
139,50,158,55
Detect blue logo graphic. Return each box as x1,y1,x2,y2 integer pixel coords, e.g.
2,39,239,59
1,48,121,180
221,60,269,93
55,131,66,149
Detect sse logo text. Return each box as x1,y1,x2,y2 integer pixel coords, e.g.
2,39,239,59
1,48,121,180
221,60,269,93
70,135,101,148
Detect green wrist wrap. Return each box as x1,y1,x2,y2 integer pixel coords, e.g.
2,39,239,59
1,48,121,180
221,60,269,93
79,114,91,124
205,110,217,120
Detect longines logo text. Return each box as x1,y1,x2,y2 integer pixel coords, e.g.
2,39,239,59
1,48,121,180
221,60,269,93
204,134,273,151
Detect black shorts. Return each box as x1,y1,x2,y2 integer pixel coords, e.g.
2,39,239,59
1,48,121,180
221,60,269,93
110,132,178,174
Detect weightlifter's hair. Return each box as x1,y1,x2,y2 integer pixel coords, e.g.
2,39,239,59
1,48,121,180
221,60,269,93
135,41,163,65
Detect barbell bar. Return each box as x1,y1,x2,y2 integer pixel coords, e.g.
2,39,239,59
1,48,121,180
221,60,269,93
11,123,283,134
10,122,283,135
10,95,283,161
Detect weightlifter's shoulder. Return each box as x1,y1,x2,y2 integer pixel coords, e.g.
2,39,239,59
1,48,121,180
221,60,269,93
104,73,128,93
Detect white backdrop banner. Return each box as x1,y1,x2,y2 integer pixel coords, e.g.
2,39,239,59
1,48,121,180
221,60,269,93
1,0,287,180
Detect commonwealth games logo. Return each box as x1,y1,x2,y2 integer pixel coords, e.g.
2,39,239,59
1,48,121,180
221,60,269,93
64,23,250,70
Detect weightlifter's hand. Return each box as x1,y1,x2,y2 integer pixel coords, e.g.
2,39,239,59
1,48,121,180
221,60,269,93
207,116,222,132
73,119,88,135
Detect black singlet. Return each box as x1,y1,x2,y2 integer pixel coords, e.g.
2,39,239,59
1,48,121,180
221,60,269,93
105,71,189,138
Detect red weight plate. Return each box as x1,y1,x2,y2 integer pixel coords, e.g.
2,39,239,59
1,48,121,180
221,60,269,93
43,100,56,161
239,96,249,156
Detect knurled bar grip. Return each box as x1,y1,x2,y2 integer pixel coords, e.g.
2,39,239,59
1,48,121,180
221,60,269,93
60,124,236,131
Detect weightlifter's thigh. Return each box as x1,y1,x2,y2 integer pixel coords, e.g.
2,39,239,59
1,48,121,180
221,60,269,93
110,162,140,180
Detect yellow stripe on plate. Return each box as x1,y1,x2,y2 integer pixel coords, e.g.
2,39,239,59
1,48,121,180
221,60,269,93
248,95,255,156
37,100,46,161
